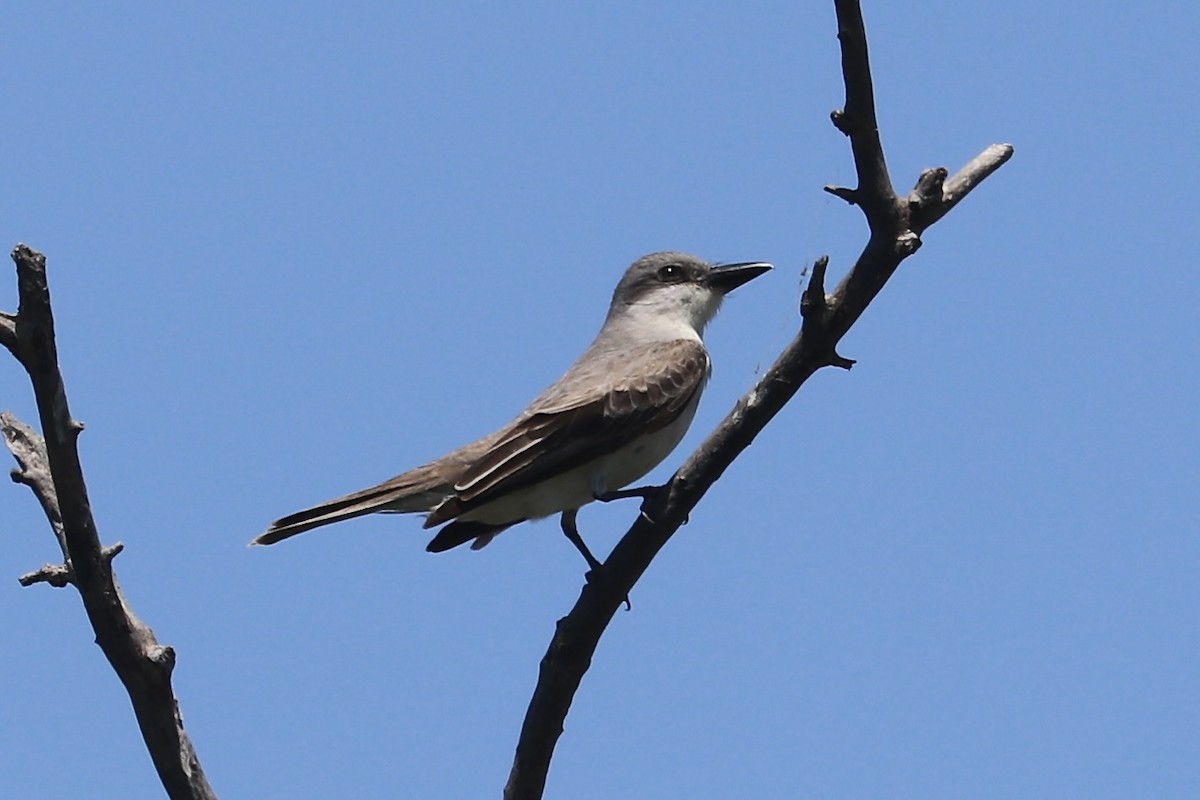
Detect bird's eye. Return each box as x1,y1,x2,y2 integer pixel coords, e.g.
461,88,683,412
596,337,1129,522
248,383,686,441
657,264,682,281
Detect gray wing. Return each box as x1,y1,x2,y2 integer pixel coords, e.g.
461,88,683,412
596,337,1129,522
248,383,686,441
425,338,708,526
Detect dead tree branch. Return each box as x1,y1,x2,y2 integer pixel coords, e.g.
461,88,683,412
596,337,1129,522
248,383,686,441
503,1,1014,797
1,245,217,800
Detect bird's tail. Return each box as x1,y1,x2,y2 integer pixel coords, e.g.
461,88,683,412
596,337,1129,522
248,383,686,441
252,466,451,546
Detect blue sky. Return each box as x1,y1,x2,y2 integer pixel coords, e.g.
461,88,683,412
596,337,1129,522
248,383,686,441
2,2,1197,798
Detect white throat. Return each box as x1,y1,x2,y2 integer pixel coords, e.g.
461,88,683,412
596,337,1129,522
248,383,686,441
604,284,723,344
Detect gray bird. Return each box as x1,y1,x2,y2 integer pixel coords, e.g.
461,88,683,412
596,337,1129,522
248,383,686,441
253,252,770,568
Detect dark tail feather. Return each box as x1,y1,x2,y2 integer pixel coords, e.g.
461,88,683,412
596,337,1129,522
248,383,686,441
425,519,519,553
253,495,389,545
253,477,448,546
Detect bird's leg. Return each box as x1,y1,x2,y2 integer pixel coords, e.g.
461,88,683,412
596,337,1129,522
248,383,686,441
595,484,660,502
594,484,681,525
560,509,631,610
560,508,603,573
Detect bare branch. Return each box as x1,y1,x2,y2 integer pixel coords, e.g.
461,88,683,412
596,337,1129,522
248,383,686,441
3,412,70,565
18,563,73,587
823,184,860,205
0,311,15,356
830,0,896,223
2,245,218,800
503,2,1014,798
799,256,856,371
912,143,1015,232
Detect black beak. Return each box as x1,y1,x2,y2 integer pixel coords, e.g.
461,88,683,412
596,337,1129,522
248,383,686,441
703,261,773,293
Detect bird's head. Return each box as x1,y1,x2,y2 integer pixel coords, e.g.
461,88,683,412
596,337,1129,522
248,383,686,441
606,252,772,338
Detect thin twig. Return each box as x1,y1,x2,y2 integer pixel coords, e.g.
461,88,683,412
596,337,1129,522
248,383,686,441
2,412,70,566
912,144,1015,231
0,311,16,356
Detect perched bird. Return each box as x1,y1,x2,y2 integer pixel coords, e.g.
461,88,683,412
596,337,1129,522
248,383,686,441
253,252,770,569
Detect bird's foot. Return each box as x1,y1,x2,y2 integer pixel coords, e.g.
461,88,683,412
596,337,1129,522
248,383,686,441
583,567,632,611
595,484,659,503
595,483,671,526
562,508,631,610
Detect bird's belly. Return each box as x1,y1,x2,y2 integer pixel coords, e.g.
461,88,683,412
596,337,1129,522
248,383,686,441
461,393,701,524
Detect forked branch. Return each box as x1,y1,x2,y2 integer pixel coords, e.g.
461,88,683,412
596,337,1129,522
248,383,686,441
1,245,217,800
503,2,1013,798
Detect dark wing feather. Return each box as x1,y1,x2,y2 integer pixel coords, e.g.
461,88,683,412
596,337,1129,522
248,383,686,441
425,520,517,553
425,339,708,526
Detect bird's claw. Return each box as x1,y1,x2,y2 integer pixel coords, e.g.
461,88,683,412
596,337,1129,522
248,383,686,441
584,566,632,611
